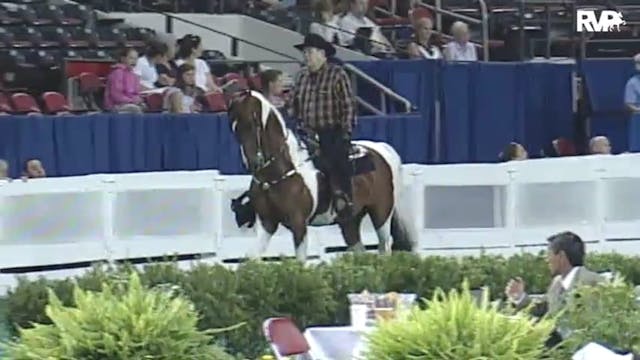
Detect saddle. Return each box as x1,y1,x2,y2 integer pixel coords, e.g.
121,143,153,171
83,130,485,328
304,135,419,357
229,132,376,228
298,132,375,176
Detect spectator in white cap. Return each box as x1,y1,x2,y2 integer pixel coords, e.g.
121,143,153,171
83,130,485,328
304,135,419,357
624,53,640,113
589,136,612,155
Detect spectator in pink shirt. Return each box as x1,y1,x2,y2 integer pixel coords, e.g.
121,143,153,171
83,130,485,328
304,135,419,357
104,47,145,113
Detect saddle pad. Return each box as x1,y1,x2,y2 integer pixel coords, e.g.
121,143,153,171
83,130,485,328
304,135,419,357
349,145,368,160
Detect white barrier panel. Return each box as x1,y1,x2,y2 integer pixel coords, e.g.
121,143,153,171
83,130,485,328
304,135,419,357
412,154,640,255
2,154,640,276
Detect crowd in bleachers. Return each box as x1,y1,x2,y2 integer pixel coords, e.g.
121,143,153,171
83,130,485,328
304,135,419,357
100,34,288,114
498,136,614,162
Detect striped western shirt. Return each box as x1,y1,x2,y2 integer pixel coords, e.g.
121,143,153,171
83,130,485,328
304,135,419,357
292,63,356,133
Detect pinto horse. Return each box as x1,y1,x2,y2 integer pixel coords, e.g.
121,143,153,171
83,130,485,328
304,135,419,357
228,90,416,262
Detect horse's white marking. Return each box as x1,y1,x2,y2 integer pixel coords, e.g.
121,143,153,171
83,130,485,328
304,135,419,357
309,208,336,226
352,140,402,214
239,146,248,168
253,216,275,259
296,234,308,262
376,216,392,254
250,91,319,221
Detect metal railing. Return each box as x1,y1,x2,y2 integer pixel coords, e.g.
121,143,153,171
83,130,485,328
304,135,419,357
344,63,413,114
515,1,640,60
416,0,490,61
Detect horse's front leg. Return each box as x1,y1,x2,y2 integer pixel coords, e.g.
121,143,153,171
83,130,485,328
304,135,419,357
290,217,309,263
252,217,277,260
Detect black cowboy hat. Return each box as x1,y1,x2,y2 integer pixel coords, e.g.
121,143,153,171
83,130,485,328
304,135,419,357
294,33,336,57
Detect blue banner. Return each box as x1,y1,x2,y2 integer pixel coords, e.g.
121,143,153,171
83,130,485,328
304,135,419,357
0,113,426,178
580,59,636,154
351,59,574,162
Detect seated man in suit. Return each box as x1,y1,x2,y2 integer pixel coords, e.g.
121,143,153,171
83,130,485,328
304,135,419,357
505,231,605,346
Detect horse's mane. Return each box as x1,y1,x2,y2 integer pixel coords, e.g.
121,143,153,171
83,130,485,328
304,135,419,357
249,91,311,168
249,91,288,135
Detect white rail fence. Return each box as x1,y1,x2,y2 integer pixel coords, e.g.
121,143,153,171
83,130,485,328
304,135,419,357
1,154,640,291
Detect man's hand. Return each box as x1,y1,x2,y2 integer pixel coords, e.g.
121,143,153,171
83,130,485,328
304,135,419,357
505,277,525,302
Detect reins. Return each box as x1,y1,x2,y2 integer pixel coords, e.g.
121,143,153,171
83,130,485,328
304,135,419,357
249,114,304,191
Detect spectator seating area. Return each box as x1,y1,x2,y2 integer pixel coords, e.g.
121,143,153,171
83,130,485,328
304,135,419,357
0,0,637,114
80,0,640,60
0,0,270,114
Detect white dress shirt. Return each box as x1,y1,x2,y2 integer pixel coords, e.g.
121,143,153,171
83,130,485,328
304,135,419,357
417,44,442,60
134,56,158,89
561,266,580,290
443,41,477,61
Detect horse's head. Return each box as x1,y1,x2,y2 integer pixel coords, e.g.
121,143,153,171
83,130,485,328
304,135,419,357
228,90,288,173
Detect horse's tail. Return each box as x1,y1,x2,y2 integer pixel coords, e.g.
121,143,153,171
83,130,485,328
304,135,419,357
390,164,418,252
390,204,417,252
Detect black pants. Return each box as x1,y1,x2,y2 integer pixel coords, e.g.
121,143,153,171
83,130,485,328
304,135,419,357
317,126,352,199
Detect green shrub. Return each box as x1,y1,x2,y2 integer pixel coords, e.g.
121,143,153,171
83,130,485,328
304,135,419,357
364,282,556,360
558,275,640,356
233,259,337,356
3,272,240,360
5,252,640,358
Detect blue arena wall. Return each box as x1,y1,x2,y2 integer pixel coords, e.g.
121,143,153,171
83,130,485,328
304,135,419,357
351,58,637,158
0,59,638,177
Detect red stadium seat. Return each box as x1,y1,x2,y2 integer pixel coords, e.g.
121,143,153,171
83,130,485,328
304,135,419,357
78,72,102,93
77,72,103,110
11,93,41,114
223,73,249,92
202,92,227,112
143,92,164,112
42,91,70,114
224,72,241,81
262,318,311,359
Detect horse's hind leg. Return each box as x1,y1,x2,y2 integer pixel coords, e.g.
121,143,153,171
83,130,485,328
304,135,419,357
367,203,393,255
339,212,366,252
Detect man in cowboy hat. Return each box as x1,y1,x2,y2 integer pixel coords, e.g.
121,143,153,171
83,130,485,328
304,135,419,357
291,33,356,221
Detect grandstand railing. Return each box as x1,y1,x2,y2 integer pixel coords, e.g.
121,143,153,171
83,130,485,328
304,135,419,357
344,63,412,114
2,153,640,291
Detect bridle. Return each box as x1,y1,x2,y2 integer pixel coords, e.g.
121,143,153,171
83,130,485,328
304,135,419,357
232,96,299,191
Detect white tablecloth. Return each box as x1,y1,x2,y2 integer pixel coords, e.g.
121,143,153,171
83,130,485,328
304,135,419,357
304,326,371,360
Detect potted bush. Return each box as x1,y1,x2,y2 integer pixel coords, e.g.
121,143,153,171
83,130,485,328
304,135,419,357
3,272,242,359
363,281,556,359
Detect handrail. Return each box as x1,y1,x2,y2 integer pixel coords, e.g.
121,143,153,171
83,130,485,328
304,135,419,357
418,2,482,24
343,63,412,113
308,20,393,52
416,1,490,61
111,0,301,62
356,98,385,116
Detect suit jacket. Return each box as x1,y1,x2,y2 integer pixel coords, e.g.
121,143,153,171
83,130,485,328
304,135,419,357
517,267,605,318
